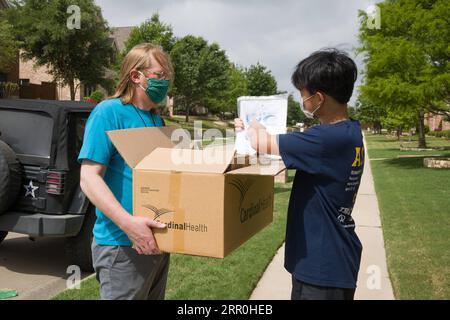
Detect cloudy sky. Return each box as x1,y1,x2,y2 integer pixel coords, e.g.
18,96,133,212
95,0,377,105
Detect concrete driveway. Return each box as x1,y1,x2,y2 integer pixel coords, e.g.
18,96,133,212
0,232,92,300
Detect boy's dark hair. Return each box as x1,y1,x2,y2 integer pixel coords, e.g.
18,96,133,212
291,49,358,104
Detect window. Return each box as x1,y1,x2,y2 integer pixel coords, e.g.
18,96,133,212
19,79,30,86
68,113,88,161
0,109,54,158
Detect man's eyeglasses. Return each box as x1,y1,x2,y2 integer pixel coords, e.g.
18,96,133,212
140,69,168,80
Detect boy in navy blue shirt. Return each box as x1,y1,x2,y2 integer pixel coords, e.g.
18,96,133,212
235,49,364,300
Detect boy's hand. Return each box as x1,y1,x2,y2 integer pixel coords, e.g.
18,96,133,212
234,118,245,132
235,118,267,133
249,118,267,133
234,118,279,155
248,118,279,156
247,118,267,145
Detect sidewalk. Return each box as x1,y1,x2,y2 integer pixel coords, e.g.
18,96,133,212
0,233,92,300
250,150,395,300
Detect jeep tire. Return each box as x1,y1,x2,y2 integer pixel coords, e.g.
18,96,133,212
65,206,96,272
0,231,8,244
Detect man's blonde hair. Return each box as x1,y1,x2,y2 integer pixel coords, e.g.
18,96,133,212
111,43,174,105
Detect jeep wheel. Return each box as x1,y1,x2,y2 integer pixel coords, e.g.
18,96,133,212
0,140,22,215
65,206,96,272
0,231,8,244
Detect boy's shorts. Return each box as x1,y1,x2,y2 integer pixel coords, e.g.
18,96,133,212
291,276,355,300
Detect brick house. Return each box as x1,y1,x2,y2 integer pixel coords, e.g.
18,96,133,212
425,114,450,131
0,0,18,87
0,0,76,99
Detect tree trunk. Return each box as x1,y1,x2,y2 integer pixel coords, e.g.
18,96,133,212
374,122,382,134
167,96,174,118
69,78,76,101
185,104,190,123
417,109,427,148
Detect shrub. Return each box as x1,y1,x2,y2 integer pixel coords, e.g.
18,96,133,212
0,82,19,98
430,130,450,139
89,90,105,103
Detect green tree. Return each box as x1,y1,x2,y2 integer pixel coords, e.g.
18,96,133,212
382,109,417,139
113,14,176,81
206,64,249,119
170,35,230,122
354,95,387,134
0,17,20,73
124,14,176,54
245,63,277,96
348,106,358,119
6,0,114,100
357,0,450,148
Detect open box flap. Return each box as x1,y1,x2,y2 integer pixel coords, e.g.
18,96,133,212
107,126,178,169
136,145,236,174
226,160,286,176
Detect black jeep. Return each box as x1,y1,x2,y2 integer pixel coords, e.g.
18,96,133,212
0,99,96,272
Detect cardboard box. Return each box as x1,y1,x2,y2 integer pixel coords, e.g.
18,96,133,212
107,126,285,258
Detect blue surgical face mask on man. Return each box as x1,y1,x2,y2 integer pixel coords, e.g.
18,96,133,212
138,71,170,104
301,93,322,119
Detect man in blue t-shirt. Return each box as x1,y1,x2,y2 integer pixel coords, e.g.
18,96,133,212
78,43,174,300
235,49,364,300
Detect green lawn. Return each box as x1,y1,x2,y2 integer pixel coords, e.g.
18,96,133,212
53,173,293,300
164,115,236,146
164,115,235,137
367,134,450,159
365,134,450,300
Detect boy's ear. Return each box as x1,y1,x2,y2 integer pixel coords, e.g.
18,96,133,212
317,91,326,105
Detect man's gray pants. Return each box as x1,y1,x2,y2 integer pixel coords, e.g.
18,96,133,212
92,239,170,300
